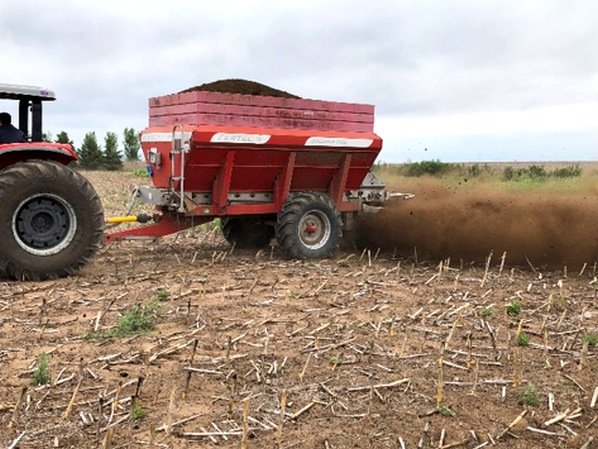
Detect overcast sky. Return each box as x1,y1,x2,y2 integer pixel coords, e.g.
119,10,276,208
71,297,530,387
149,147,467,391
1,0,596,162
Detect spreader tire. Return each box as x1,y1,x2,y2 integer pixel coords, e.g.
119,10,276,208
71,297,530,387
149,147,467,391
276,192,342,259
220,216,275,249
0,160,105,280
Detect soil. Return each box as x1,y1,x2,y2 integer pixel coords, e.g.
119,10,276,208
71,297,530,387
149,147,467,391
0,170,596,449
179,79,301,99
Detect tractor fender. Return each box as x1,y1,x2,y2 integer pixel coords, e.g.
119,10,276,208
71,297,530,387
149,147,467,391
0,143,77,171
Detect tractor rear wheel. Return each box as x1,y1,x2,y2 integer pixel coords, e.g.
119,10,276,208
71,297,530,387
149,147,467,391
0,160,105,280
276,192,342,259
220,216,275,249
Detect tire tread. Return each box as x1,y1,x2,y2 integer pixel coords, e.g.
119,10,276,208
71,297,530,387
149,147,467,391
0,160,104,280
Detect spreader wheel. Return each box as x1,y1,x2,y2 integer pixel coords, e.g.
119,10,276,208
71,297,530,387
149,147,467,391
0,160,105,280
276,192,342,259
220,216,275,249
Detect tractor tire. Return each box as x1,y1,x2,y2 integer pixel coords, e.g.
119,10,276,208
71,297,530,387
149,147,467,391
276,192,343,259
0,160,105,281
220,216,275,249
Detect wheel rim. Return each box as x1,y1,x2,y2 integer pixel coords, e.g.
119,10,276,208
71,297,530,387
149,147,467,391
298,209,331,250
12,193,77,256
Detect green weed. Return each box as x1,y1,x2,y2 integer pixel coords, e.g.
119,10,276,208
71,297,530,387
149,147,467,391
113,303,160,336
132,399,147,420
90,300,163,339
517,332,530,347
502,165,547,182
481,307,493,318
437,405,457,417
502,164,582,182
155,289,170,301
582,333,597,348
32,352,51,386
404,160,453,177
549,295,570,311
467,163,493,177
520,385,540,407
132,167,150,178
506,300,522,316
551,165,582,178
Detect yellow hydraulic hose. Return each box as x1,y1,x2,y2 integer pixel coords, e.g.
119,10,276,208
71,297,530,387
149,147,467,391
106,214,153,224
106,216,139,224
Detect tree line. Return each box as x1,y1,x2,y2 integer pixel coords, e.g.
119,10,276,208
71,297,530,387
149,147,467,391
46,128,140,170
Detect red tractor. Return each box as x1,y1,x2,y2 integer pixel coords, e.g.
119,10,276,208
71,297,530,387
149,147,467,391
0,84,104,281
0,83,405,281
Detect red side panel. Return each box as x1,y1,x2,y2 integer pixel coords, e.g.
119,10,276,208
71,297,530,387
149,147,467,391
148,91,374,133
141,125,381,199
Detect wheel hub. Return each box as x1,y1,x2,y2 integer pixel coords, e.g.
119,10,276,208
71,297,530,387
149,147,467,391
12,194,77,256
298,210,331,250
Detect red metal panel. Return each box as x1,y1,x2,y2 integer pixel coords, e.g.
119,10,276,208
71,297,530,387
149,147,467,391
150,113,374,132
329,154,352,205
150,102,374,124
212,151,235,210
189,125,382,149
187,203,279,217
274,152,296,208
105,214,207,244
148,90,375,132
150,90,374,113
337,201,361,213
228,168,279,191
140,123,382,210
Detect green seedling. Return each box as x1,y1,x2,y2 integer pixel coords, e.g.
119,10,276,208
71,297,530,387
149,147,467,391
32,352,51,386
506,300,522,316
156,289,170,301
132,399,147,420
582,333,597,348
330,356,341,370
437,405,457,417
90,300,163,339
517,332,530,347
520,385,540,407
113,303,159,336
481,307,493,318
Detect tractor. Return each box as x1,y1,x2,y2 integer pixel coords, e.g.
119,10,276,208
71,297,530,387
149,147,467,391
0,84,104,280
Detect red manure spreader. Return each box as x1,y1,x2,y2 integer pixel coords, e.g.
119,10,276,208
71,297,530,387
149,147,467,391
0,82,405,281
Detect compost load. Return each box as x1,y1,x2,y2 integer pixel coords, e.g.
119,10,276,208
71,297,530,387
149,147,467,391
180,79,301,99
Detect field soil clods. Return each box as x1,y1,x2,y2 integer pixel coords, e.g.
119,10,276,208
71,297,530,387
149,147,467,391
0,169,597,449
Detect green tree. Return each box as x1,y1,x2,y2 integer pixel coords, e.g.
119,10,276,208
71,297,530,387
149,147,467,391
78,131,104,170
42,131,53,142
123,127,140,161
103,131,123,171
55,131,74,147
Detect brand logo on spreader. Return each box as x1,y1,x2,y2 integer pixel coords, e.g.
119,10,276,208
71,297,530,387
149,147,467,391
305,137,373,148
211,133,271,144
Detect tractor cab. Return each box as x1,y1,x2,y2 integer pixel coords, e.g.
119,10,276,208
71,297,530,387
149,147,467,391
0,83,56,142
0,83,104,281
0,84,77,170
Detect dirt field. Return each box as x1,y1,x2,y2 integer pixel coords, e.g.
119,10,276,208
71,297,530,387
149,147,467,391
0,169,597,449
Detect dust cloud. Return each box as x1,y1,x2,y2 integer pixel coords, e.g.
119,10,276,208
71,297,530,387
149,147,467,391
356,178,598,269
